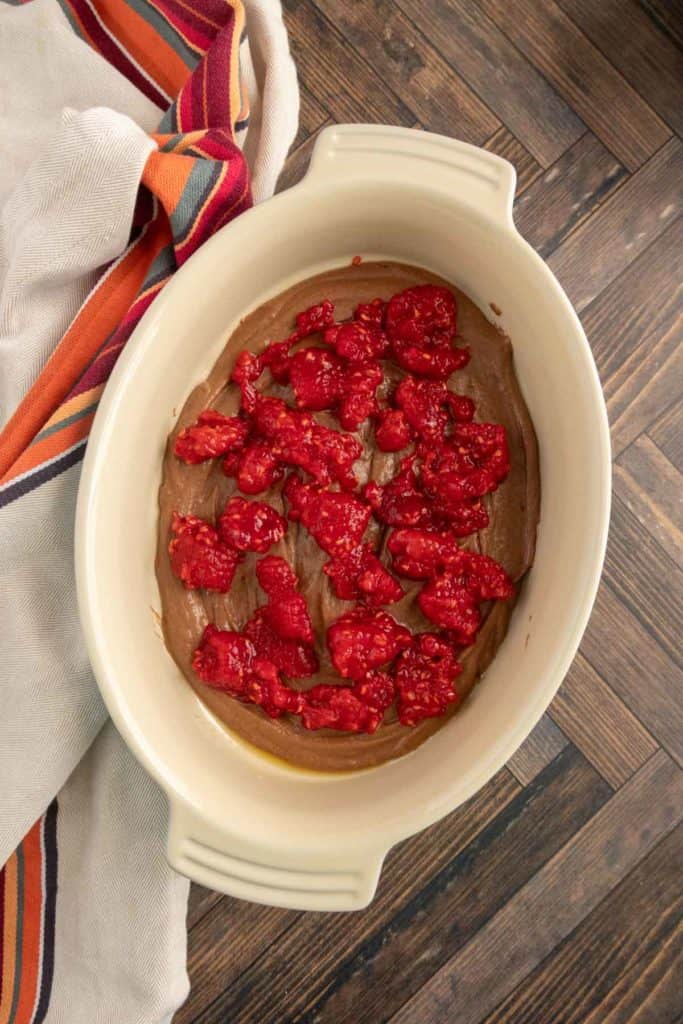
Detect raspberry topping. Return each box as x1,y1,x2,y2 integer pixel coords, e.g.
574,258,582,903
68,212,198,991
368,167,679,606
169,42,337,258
289,347,344,411
173,280,517,732
285,474,371,555
169,513,239,592
324,544,404,605
174,410,250,464
324,321,389,363
375,408,415,451
421,422,510,503
256,555,314,643
393,633,461,725
327,608,412,680
295,299,335,338
218,496,286,553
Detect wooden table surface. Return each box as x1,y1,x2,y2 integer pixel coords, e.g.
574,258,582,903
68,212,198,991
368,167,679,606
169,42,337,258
178,2,683,1021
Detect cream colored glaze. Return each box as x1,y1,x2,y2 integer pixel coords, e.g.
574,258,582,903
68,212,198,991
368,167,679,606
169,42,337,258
156,261,539,771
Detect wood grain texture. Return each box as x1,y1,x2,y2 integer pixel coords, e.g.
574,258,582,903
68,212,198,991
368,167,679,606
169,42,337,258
549,653,659,789
558,0,683,136
483,823,683,1024
311,0,500,143
394,0,585,166
390,751,683,1024
614,435,683,569
180,5,683,1021
650,398,683,474
513,132,626,257
506,713,569,786
547,136,682,312
477,0,671,170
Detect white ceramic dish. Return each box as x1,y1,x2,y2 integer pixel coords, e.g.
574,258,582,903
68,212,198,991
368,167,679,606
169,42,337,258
75,125,611,911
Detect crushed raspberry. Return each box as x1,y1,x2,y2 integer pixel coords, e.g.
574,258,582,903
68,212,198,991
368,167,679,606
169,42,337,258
395,377,449,442
393,633,461,725
169,513,239,592
285,474,371,554
324,322,389,363
253,396,361,488
388,528,463,579
386,285,457,338
375,408,415,451
178,280,518,733
295,299,335,338
218,496,286,553
418,573,481,643
447,393,475,422
245,609,318,678
354,298,385,328
432,496,490,536
289,347,344,410
192,625,256,693
338,363,383,430
174,410,250,464
231,350,262,413
261,338,295,383
363,456,432,528
256,555,314,643
324,544,403,605
232,440,283,494
421,422,510,503
327,608,412,680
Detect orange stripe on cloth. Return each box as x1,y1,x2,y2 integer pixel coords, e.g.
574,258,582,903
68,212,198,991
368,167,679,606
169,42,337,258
3,413,96,486
229,2,245,129
0,211,171,479
39,384,106,435
142,149,195,217
92,0,189,99
11,823,43,1024
0,858,18,1024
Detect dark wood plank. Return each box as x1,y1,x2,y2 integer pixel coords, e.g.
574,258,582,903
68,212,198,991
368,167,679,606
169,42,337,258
176,901,300,1023
190,767,523,1023
482,823,683,1024
262,749,610,1024
558,0,683,137
390,751,683,1024
639,0,683,50
187,885,223,930
478,0,671,171
604,492,683,667
513,132,627,258
548,136,682,312
276,121,332,193
312,0,500,143
609,326,682,457
650,398,683,474
615,436,683,570
292,81,330,151
550,653,659,789
483,127,542,196
506,713,568,786
580,582,683,766
283,0,414,125
394,0,585,166
581,216,683,388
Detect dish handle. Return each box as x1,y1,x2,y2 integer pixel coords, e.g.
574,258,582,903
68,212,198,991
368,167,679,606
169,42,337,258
306,123,516,227
167,799,386,911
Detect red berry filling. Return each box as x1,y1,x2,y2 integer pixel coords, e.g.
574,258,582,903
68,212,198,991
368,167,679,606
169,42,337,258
174,410,250,464
324,543,403,605
172,281,517,732
169,513,239,592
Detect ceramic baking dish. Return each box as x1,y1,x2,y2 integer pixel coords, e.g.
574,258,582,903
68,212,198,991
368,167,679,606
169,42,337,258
75,124,611,911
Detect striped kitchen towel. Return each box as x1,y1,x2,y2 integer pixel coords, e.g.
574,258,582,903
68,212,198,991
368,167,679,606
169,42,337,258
0,1,298,1020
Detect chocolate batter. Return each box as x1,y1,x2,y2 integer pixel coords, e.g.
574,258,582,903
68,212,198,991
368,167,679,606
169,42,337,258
156,261,539,771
